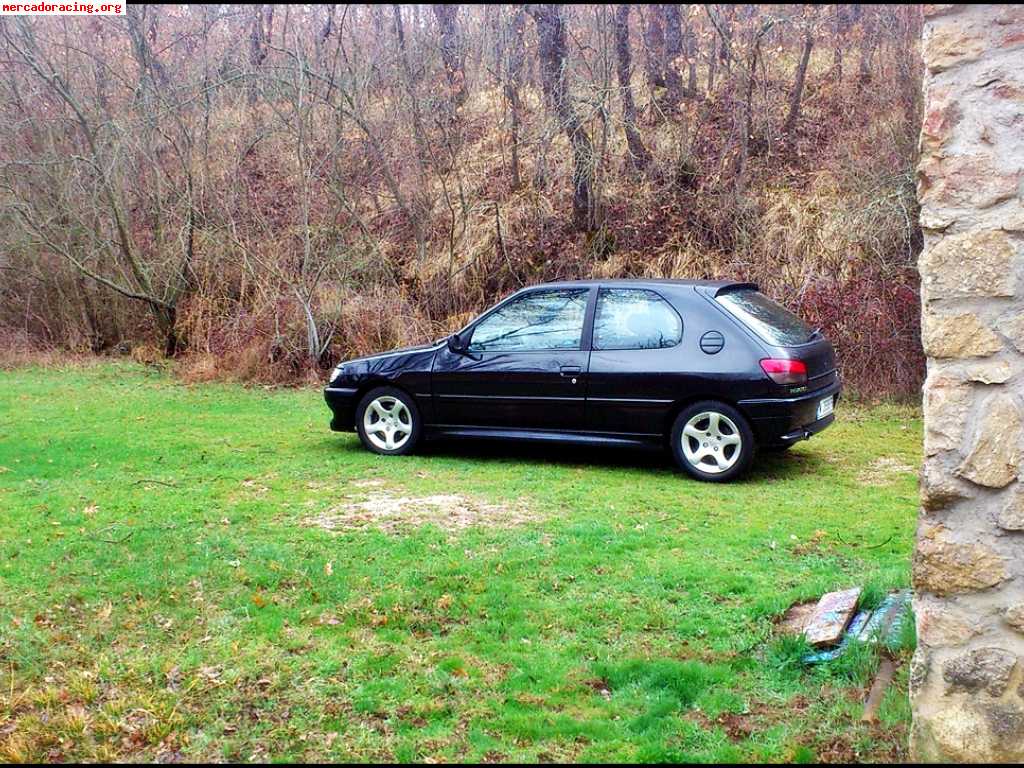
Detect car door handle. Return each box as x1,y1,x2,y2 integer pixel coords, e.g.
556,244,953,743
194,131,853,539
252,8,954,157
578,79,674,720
560,366,582,377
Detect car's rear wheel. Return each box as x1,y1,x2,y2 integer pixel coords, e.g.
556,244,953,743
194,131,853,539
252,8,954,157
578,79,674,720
670,401,754,482
355,386,421,456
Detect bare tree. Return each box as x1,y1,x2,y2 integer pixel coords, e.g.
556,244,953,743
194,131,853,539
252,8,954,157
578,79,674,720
684,7,699,95
783,10,815,135
661,4,698,107
502,6,527,189
527,4,596,231
613,5,652,169
857,6,880,85
248,5,275,105
641,6,667,88
1,14,195,354
433,5,468,109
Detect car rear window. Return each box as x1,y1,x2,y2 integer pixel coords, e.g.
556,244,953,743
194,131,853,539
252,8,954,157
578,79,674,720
716,289,814,346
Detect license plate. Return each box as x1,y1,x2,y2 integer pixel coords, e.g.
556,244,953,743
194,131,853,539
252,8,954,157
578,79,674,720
817,395,834,420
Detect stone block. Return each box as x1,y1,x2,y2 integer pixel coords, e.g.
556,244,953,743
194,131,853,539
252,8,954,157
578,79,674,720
997,489,1024,530
916,597,984,647
956,393,1022,488
914,523,1007,595
914,703,995,762
919,230,1017,299
1004,603,1024,633
922,312,1002,359
921,458,975,512
943,647,1018,696
998,312,1024,353
924,20,986,73
923,375,972,455
962,359,1014,384
919,154,1021,212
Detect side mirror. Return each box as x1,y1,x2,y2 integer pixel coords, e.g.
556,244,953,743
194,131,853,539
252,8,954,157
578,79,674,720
448,332,468,354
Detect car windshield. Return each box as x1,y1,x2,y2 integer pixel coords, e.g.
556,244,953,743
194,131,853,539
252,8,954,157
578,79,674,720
716,289,815,346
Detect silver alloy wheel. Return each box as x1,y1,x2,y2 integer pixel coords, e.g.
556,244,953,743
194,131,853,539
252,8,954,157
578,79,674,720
362,395,412,451
681,410,742,474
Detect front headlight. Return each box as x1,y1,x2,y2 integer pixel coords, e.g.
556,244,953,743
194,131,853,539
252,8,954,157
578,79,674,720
329,365,345,385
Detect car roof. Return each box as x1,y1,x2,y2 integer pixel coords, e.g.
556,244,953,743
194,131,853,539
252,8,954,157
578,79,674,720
515,279,758,295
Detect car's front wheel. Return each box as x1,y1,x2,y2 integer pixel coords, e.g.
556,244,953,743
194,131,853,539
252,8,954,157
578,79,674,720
355,386,421,456
670,401,754,482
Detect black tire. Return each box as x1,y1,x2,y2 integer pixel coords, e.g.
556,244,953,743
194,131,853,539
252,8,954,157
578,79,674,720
355,386,422,456
670,400,755,482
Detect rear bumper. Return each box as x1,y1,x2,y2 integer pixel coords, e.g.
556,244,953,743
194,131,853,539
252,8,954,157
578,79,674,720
738,380,841,447
324,386,359,432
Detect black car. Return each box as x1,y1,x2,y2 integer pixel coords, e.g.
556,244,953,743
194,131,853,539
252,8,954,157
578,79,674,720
325,280,840,482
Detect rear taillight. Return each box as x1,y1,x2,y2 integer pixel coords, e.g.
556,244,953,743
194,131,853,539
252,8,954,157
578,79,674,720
760,358,807,385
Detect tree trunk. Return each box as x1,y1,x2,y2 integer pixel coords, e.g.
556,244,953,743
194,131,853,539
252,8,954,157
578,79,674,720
832,4,845,82
719,6,734,71
159,305,180,357
642,6,666,89
894,6,922,127
505,7,527,188
735,19,770,196
613,5,652,170
685,9,698,95
783,29,813,135
248,5,273,105
527,4,596,231
391,3,432,259
661,4,684,108
858,10,880,85
432,5,467,109
707,30,717,91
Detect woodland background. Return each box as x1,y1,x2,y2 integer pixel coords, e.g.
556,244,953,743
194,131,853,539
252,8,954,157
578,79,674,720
0,4,925,397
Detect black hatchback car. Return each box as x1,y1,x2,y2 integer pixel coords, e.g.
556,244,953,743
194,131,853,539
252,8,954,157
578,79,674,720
325,280,840,482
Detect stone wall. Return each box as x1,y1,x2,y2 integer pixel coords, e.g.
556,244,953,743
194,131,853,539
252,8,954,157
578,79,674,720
912,4,1024,761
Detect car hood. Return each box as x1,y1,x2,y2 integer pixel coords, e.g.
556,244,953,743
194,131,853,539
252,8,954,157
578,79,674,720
341,341,444,366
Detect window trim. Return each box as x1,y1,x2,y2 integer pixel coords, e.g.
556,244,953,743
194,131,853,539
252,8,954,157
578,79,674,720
464,286,595,354
591,287,684,352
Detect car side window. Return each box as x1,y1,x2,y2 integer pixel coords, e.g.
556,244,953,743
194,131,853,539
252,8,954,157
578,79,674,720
468,289,589,352
593,288,682,350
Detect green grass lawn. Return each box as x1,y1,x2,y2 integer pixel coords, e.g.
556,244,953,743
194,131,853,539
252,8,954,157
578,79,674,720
0,362,921,763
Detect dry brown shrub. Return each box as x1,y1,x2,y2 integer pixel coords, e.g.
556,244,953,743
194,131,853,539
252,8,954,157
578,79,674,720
334,285,433,358
176,352,221,384
0,328,63,369
130,344,164,366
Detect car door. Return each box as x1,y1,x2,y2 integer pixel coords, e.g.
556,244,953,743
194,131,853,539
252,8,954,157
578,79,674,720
431,287,594,431
585,287,685,436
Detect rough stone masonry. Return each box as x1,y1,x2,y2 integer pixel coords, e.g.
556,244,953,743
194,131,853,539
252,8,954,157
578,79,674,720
912,4,1024,761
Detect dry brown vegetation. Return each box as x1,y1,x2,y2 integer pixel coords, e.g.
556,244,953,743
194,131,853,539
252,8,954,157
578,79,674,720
0,4,924,397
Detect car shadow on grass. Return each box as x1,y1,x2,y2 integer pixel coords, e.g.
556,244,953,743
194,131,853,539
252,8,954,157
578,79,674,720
320,433,832,483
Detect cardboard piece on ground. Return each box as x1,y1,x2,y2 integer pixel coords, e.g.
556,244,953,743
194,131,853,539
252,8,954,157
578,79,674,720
804,587,862,647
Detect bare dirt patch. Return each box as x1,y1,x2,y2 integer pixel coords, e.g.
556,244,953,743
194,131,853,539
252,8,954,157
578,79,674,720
307,491,537,534
686,707,760,742
857,456,916,486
